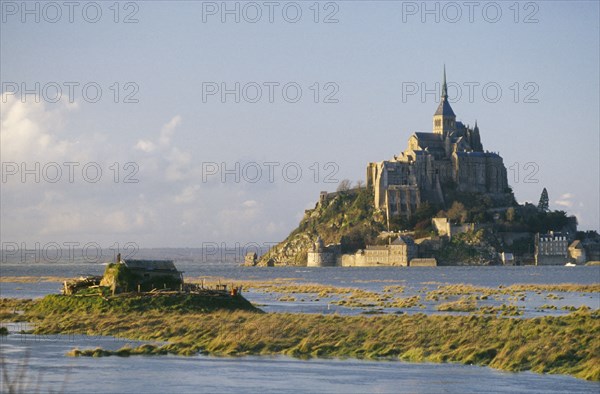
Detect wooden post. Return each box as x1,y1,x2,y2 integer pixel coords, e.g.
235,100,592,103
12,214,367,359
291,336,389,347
138,284,141,293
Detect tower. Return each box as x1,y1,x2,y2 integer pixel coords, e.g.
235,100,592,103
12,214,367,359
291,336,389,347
470,120,483,151
433,66,456,138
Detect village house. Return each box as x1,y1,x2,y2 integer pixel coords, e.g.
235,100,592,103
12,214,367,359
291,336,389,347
535,231,569,265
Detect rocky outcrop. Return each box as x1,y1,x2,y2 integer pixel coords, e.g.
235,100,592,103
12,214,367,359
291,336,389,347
258,188,385,266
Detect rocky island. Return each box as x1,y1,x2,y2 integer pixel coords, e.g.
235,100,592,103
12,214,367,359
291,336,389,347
258,70,597,267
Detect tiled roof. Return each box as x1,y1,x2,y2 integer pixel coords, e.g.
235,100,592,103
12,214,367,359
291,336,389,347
434,99,455,116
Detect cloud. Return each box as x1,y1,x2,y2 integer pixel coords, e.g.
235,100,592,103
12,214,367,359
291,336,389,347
174,184,201,204
554,200,573,208
159,115,181,146
133,115,192,182
134,139,156,153
0,100,297,246
164,147,192,182
0,93,83,163
554,193,575,208
135,115,181,152
102,210,146,233
242,200,258,208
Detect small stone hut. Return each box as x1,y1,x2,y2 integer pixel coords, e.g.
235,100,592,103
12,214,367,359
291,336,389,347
100,256,184,293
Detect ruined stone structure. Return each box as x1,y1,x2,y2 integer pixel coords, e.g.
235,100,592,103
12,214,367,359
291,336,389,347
367,68,510,218
431,217,481,239
535,231,569,265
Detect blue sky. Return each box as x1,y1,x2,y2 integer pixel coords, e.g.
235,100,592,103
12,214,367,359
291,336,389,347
1,1,599,248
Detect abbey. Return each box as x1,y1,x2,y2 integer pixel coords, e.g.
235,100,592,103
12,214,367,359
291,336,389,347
367,68,511,218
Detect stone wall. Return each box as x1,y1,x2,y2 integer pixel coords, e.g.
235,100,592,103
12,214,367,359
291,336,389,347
340,253,366,267
409,258,437,267
536,255,567,266
340,240,416,267
307,251,338,267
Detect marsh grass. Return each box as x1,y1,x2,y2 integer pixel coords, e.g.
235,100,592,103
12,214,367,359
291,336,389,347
0,276,70,283
11,293,598,381
426,284,600,300
437,297,478,312
52,308,600,380
3,280,599,382
0,298,34,322
151,278,599,315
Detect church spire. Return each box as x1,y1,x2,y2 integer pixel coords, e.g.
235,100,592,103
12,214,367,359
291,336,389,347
442,64,448,100
433,66,456,136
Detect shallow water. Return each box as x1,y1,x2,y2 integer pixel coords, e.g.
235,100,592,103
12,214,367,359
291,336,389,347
2,261,600,288
1,333,598,394
2,264,599,317
1,260,599,392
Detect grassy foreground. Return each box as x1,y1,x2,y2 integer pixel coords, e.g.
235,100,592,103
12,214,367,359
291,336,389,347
3,295,599,381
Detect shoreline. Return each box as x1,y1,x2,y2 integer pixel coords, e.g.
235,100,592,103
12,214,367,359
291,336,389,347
2,289,599,382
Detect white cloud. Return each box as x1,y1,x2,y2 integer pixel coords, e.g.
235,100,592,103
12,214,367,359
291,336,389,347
554,193,575,208
0,93,83,163
134,139,156,153
164,147,192,182
554,200,573,208
133,115,192,182
102,210,146,233
0,100,295,246
174,184,201,204
135,115,181,151
159,115,181,147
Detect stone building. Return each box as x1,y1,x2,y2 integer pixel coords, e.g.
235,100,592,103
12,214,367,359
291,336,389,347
122,259,184,285
535,231,569,265
307,236,341,267
501,252,515,265
431,217,480,239
341,236,417,267
97,256,184,293
367,68,510,218
568,240,586,264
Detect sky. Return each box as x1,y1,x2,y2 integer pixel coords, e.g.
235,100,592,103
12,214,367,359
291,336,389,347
1,0,599,250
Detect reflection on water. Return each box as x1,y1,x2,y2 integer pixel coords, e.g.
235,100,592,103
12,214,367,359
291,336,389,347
1,334,599,394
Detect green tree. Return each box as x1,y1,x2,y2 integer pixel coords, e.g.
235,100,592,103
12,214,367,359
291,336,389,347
337,179,352,192
447,201,468,224
538,188,549,212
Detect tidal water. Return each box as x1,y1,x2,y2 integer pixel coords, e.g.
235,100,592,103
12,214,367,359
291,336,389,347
2,263,599,316
1,333,598,394
1,257,599,393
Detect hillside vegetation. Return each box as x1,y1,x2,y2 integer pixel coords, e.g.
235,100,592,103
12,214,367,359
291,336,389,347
259,184,579,266
259,188,385,265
